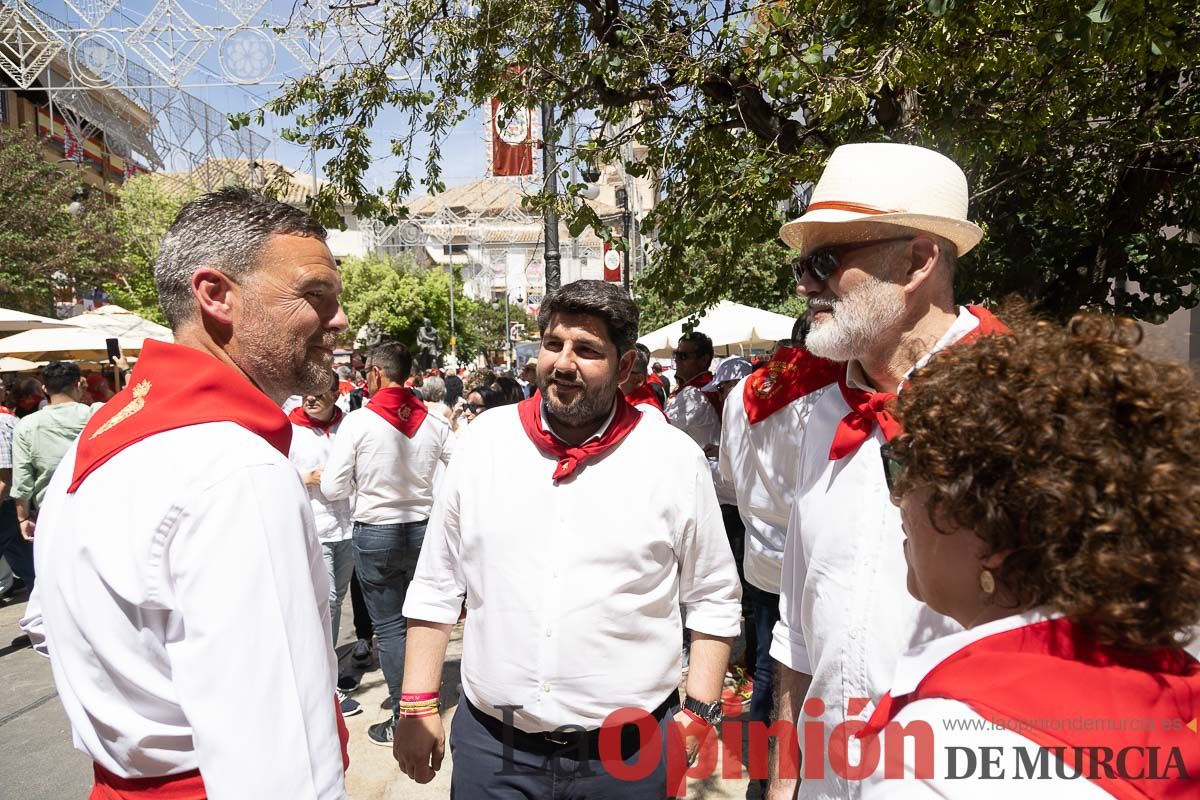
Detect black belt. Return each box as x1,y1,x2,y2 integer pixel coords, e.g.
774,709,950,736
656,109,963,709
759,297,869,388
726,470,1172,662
465,693,678,758
353,519,428,529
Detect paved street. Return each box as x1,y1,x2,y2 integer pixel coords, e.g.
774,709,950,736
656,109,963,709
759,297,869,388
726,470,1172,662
1,587,750,799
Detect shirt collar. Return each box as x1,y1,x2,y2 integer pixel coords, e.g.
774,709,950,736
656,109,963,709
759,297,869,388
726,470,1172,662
845,306,981,394
887,607,1061,697
539,398,618,445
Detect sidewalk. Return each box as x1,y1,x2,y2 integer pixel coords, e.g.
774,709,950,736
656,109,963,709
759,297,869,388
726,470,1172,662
0,590,751,799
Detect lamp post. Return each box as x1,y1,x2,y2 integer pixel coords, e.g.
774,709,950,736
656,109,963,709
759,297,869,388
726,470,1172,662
541,101,561,294
614,186,632,296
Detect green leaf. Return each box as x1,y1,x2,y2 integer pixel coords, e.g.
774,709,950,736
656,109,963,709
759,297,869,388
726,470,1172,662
1086,0,1112,24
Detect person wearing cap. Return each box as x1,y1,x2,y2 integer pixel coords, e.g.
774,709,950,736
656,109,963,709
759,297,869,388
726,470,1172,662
765,143,1007,800
666,331,720,453
700,356,756,644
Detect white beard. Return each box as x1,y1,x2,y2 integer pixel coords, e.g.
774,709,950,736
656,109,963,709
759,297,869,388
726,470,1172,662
805,274,906,362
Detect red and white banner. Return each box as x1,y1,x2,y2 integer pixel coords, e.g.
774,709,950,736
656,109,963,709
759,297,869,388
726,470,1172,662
603,241,623,283
488,98,533,177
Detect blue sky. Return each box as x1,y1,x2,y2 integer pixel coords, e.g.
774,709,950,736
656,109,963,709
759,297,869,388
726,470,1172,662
37,0,489,196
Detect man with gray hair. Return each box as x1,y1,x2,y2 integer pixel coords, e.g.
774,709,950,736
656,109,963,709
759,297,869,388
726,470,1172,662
20,188,351,798
767,143,1005,799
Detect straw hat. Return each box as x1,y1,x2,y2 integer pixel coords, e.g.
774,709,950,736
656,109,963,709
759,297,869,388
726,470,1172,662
779,143,983,258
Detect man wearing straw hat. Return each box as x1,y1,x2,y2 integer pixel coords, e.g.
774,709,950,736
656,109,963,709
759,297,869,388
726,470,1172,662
766,143,1007,800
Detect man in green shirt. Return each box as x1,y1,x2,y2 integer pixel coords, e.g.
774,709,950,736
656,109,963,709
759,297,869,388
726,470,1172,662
12,362,94,538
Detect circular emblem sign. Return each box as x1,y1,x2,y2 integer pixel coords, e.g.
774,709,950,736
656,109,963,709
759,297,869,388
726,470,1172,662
494,105,530,145
603,248,622,271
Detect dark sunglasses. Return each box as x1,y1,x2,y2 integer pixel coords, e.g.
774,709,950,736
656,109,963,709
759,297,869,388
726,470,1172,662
880,444,905,496
792,236,913,285
672,350,699,361
465,402,484,415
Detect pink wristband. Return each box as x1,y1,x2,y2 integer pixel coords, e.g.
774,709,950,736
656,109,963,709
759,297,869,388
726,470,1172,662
400,691,439,702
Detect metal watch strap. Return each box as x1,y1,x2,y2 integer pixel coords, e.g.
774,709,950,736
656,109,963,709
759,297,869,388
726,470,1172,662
683,695,723,725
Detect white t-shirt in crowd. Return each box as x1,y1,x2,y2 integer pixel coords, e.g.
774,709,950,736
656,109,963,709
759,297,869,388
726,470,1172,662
288,415,353,543
320,400,454,524
718,375,818,595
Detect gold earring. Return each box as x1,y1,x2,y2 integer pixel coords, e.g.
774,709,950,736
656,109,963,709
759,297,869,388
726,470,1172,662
979,569,996,595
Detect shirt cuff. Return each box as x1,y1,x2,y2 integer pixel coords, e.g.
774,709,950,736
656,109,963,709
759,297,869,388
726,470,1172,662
683,599,743,638
769,618,812,674
402,585,464,626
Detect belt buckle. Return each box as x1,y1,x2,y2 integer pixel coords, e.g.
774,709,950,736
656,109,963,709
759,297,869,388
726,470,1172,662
543,730,570,746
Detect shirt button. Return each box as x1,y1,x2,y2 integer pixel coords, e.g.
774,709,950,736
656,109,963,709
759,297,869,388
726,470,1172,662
543,682,551,693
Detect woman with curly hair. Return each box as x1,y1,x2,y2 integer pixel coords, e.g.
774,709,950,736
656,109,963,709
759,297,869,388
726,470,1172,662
859,311,1200,799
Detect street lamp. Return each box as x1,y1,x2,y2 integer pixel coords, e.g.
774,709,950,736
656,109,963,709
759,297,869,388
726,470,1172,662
614,186,632,296
542,102,561,294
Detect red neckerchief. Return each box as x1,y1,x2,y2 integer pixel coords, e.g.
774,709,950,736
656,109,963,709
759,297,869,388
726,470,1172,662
366,385,428,438
624,383,666,419
0,405,13,416
69,340,291,493
517,394,642,481
288,405,344,436
829,305,1009,460
675,370,712,394
860,618,1199,800
743,346,842,425
646,373,665,388
674,370,722,416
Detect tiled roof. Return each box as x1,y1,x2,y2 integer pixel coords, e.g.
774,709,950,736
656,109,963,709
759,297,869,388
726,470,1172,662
405,178,620,218
159,159,325,204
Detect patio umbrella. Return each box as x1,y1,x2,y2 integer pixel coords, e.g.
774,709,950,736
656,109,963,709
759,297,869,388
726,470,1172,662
0,357,44,372
0,307,77,332
0,327,166,362
66,304,173,341
637,301,798,357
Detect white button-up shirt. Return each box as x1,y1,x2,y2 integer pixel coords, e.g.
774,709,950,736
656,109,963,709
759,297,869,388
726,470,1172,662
288,416,353,543
403,402,743,733
667,384,720,451
321,400,454,524
718,376,819,595
861,610,1107,799
19,423,346,799
772,307,980,800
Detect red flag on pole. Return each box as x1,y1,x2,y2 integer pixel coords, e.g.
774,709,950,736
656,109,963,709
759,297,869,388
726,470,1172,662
490,99,533,177
603,241,623,283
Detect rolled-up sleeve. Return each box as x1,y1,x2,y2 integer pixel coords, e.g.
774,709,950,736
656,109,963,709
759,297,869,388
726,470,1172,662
677,452,742,637
403,441,466,624
770,495,811,673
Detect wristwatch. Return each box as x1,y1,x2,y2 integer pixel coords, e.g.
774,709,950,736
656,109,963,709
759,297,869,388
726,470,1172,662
683,694,724,726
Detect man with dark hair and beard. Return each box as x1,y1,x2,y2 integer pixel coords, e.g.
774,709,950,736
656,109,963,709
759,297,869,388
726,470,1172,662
19,188,351,798
395,280,742,798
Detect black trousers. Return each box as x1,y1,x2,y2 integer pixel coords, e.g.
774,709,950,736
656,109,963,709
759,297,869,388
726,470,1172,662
449,696,680,799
